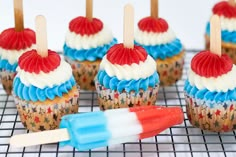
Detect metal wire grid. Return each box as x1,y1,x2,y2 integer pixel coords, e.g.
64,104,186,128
0,50,236,157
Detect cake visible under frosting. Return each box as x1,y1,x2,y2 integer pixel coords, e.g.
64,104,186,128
63,16,117,62
184,50,236,104
206,1,236,44
97,44,159,93
13,50,76,102
134,17,183,60
0,28,36,72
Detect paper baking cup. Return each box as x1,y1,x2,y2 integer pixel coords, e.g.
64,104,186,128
156,51,185,86
185,93,236,132
205,35,236,64
14,89,79,132
95,80,159,110
65,58,100,91
0,71,15,95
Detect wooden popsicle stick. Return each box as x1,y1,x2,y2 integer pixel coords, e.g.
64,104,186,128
10,129,69,147
14,0,24,31
35,15,48,57
150,0,158,18
210,15,221,56
86,0,93,21
123,4,134,49
229,0,235,6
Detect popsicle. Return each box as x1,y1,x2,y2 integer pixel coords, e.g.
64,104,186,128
10,105,184,150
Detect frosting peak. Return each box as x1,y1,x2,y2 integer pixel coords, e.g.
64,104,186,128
18,49,61,74
106,44,148,65
0,28,35,50
213,1,236,18
191,50,233,78
138,17,169,33
69,16,103,36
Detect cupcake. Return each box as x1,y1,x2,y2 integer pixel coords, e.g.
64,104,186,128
0,29,35,95
0,0,36,95
205,1,236,64
63,16,117,90
95,44,159,110
184,50,236,132
134,17,185,86
13,15,79,132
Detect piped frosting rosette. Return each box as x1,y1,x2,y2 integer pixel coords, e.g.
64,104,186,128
134,17,183,60
206,1,236,45
0,28,35,72
95,44,159,110
13,50,76,102
184,51,236,132
63,16,117,62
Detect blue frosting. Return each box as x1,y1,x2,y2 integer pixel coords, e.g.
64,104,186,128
206,22,236,44
63,38,117,61
97,70,159,93
0,58,17,72
13,76,76,102
60,111,111,151
184,79,236,103
134,38,183,60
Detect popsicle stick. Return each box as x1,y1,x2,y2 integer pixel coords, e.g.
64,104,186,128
151,0,158,18
10,128,69,147
86,0,93,21
14,0,24,31
123,4,134,49
210,15,221,56
35,15,48,57
229,0,235,6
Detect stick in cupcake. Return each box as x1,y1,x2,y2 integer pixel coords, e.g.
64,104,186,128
10,4,184,150
0,0,36,95
184,15,236,132
134,0,185,86
12,15,79,132
63,0,117,90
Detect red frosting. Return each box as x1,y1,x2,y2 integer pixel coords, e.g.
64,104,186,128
106,44,148,65
69,16,103,36
191,50,233,78
18,50,61,74
0,28,35,50
138,17,169,33
213,1,236,18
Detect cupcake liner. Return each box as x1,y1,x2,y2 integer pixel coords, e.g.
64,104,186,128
14,88,79,132
185,93,236,132
205,35,236,64
65,58,100,91
156,51,185,86
0,70,15,95
95,80,159,110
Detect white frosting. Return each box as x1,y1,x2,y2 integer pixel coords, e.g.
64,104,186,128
100,55,157,80
0,45,35,64
220,16,236,31
188,65,236,92
16,59,73,89
65,26,114,50
134,28,176,46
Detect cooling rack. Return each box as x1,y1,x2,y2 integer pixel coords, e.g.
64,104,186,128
1,50,236,157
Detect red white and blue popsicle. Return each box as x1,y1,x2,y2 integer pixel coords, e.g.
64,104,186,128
10,106,183,150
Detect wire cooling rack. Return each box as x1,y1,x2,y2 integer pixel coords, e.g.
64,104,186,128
1,50,236,157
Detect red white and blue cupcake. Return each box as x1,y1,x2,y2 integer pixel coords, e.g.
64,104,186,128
63,16,117,90
95,44,159,110
134,17,185,86
13,50,79,132
0,28,35,95
184,50,236,132
205,1,236,64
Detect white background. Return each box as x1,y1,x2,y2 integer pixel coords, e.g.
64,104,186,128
0,0,219,51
